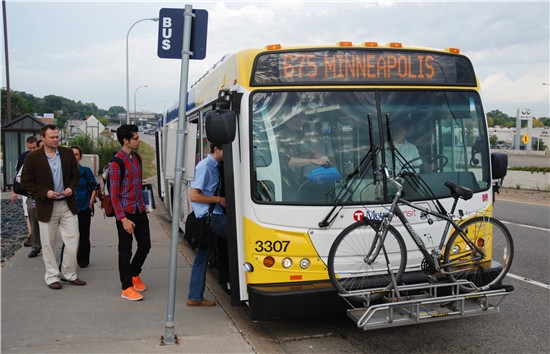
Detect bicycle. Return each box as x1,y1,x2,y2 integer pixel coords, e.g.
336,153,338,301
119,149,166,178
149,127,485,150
327,165,514,301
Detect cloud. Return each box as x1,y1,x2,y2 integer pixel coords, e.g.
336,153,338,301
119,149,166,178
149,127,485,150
2,1,548,117
482,67,550,116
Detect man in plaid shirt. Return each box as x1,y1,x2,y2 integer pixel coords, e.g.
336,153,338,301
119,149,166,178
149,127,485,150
109,124,151,301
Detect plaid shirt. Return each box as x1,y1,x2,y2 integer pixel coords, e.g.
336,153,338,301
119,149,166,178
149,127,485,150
109,149,145,220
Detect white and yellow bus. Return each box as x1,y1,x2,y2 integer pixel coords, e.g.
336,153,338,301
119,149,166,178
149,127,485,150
156,42,507,320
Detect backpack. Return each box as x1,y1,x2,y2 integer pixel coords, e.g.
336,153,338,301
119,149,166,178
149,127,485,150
13,165,29,197
101,153,142,217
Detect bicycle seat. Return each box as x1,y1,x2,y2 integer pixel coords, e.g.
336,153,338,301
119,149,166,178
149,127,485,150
444,181,473,200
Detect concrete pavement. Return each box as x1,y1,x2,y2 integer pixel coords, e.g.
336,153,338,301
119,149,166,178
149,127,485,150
0,187,254,353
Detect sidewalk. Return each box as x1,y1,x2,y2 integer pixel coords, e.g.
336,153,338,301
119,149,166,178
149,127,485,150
0,188,254,353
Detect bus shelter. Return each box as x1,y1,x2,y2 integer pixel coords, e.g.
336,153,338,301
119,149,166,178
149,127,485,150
1,114,45,191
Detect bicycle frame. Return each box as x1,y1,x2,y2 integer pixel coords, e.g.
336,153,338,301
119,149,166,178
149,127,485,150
366,167,486,273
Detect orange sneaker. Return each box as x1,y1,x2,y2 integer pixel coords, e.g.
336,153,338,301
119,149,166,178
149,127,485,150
132,275,147,292
121,287,143,301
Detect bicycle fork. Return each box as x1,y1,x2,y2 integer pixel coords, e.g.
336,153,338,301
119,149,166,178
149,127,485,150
364,218,403,300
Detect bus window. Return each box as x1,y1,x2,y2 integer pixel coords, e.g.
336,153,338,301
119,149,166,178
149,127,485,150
251,89,489,205
251,91,378,204
380,90,490,199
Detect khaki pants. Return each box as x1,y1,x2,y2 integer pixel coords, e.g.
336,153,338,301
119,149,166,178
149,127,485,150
38,200,79,285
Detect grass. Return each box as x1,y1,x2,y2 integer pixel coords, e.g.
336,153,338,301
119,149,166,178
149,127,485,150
137,142,157,180
508,166,550,174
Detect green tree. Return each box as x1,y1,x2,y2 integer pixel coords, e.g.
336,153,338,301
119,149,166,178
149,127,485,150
490,135,498,147
107,106,126,117
98,117,110,127
68,134,96,154
486,109,515,127
532,118,545,128
532,138,547,151
1,89,36,124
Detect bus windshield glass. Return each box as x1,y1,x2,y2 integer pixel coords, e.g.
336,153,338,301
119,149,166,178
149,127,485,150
251,90,490,205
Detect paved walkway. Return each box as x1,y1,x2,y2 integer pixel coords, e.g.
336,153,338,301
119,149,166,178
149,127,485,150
0,188,254,353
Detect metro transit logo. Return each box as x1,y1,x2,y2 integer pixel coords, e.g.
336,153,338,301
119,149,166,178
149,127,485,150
354,209,387,221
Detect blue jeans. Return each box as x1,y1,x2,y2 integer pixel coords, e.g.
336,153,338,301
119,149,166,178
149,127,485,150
188,213,227,301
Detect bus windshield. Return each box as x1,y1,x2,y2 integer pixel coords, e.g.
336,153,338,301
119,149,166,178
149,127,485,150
251,90,490,205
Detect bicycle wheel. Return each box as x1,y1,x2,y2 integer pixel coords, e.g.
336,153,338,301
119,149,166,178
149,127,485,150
444,216,514,292
328,220,407,301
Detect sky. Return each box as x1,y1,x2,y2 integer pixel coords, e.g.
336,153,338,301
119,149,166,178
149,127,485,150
1,0,549,118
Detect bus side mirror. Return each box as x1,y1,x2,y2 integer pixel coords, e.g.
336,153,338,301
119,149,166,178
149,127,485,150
204,109,236,145
491,152,508,179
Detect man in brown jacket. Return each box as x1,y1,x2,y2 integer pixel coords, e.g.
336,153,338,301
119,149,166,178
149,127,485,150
21,124,86,290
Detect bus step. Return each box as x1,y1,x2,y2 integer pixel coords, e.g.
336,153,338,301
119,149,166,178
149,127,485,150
343,281,513,331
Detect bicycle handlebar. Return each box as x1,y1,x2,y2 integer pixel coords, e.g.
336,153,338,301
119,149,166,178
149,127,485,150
401,170,420,178
382,166,420,195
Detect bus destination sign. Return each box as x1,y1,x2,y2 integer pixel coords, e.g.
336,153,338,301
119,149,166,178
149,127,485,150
252,49,476,86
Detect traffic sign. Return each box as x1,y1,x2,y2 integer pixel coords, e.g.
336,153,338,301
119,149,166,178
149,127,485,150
521,134,529,145
157,8,208,59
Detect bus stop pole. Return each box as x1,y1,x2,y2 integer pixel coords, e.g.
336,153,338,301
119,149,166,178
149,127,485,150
163,3,193,345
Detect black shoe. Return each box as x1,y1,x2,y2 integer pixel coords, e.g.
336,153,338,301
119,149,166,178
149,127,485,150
28,249,40,258
79,264,89,268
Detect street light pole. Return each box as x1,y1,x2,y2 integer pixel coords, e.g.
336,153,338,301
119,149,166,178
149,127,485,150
126,17,158,124
134,85,148,125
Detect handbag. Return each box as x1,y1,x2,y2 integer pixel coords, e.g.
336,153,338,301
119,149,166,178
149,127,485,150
184,210,212,250
13,180,29,197
184,179,220,250
13,166,29,197
95,183,104,202
101,195,115,217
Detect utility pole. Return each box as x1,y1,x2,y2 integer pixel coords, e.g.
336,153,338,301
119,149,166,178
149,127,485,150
2,0,12,124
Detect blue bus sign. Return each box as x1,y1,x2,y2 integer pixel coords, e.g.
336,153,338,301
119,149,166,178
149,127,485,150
157,8,208,60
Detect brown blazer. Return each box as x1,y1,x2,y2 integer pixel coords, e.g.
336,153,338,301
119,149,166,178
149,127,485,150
20,146,80,222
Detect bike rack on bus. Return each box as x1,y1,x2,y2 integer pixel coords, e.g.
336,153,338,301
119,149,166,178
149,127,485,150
340,281,513,331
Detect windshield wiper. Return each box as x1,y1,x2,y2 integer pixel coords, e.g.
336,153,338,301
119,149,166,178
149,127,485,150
318,114,379,228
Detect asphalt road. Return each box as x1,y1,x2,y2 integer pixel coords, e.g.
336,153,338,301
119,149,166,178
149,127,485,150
501,151,550,168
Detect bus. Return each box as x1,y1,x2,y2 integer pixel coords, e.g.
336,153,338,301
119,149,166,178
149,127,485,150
156,42,508,320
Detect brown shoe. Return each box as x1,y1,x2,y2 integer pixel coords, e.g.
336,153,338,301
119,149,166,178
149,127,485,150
186,299,216,307
47,282,62,290
23,237,32,247
68,278,86,286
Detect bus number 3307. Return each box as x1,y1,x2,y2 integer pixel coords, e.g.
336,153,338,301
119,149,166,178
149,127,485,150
255,240,290,252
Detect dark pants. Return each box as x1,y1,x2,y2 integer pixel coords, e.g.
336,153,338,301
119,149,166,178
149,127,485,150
77,208,92,266
26,198,41,251
116,212,151,290
188,213,227,301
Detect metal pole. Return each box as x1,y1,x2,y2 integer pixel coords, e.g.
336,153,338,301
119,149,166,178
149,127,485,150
134,85,148,125
126,17,158,124
164,4,193,345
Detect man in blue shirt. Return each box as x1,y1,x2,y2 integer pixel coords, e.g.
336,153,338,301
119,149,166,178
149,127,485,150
187,143,227,306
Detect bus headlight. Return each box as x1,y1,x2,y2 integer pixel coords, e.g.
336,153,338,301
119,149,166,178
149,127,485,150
281,258,292,269
243,262,254,272
299,258,310,269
